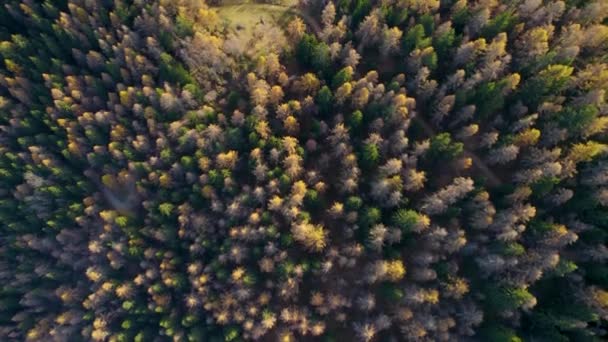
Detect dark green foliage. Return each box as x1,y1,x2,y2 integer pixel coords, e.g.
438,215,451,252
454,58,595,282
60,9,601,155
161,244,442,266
428,133,464,160
361,142,380,168
224,326,240,341
159,52,194,86
359,206,381,228
419,14,435,36
499,242,526,257
296,34,331,75
311,42,331,75
552,260,578,277
316,86,333,115
525,277,601,341
346,196,363,210
336,0,351,15
520,64,573,109
226,91,241,109
482,10,517,39
484,285,535,313
556,105,598,134
208,169,225,188
422,49,438,70
531,176,560,198
402,24,431,54
184,83,204,101
351,0,372,28
452,6,470,33
391,209,421,233
381,5,408,27
379,283,404,301
331,67,353,89
305,189,320,209
433,26,456,62
175,15,195,38
479,325,523,342
348,110,363,130
468,81,506,119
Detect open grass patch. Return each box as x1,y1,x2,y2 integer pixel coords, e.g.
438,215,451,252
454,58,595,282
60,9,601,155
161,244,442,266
213,0,299,55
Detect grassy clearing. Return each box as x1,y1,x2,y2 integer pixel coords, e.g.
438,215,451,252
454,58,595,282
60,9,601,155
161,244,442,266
214,0,298,53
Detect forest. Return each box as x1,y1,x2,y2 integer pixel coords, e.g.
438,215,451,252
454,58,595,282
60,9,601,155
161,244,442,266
0,0,607,341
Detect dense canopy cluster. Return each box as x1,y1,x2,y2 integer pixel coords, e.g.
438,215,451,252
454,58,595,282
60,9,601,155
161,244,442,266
1,0,608,341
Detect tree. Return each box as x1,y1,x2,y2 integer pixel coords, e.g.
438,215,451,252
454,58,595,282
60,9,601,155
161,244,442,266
479,325,522,342
287,17,306,42
351,0,373,28
420,177,474,215
311,42,331,75
294,73,320,94
403,24,431,54
175,15,194,38
391,209,429,233
159,203,175,217
321,2,336,28
352,87,370,108
482,10,517,39
382,4,408,27
296,34,317,66
361,142,379,168
335,82,353,105
343,44,361,68
316,86,333,115
296,34,331,74
556,105,598,135
269,85,284,105
522,64,574,108
484,286,536,313
332,66,353,89
434,22,456,61
356,11,382,48
216,150,238,169
283,116,299,135
427,133,464,161
292,221,328,252
348,109,363,129
384,260,406,281
380,26,403,56
568,141,607,163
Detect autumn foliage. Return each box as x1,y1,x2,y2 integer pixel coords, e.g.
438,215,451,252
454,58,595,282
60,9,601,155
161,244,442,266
0,0,608,341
